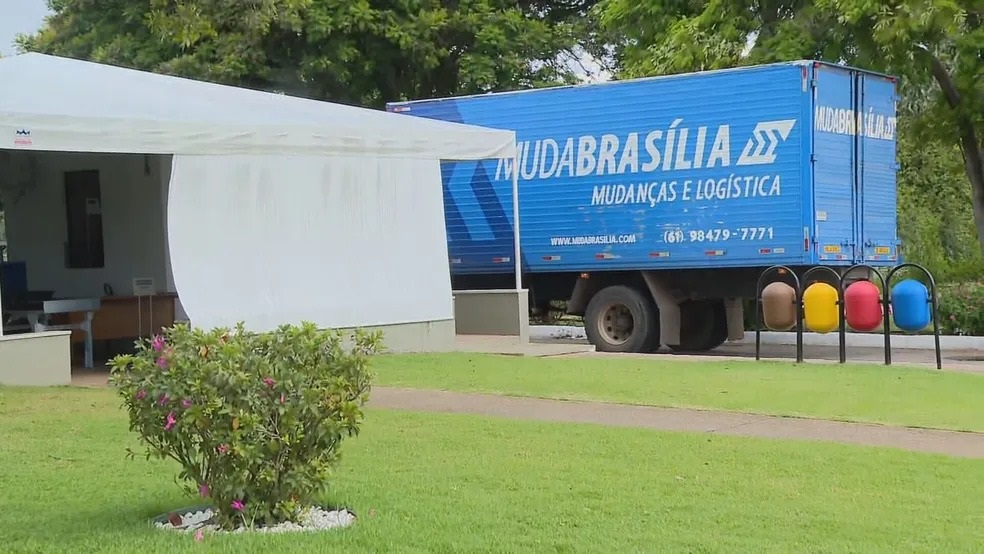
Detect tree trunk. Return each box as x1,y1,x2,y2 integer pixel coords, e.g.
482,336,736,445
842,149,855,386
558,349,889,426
925,52,984,258
961,138,984,259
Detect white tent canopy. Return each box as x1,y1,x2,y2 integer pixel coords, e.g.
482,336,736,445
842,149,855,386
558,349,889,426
0,53,521,336
0,53,515,159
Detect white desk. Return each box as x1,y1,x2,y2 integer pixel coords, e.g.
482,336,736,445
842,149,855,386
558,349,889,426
4,298,101,368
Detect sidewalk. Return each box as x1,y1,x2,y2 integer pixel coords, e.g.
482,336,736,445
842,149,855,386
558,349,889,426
70,370,984,459
371,386,984,459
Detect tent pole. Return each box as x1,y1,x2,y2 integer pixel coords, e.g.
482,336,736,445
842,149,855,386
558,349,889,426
511,149,521,291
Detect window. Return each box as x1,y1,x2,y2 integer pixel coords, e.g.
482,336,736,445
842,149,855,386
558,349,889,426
64,170,105,269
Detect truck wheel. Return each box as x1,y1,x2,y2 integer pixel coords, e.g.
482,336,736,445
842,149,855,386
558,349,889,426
584,285,659,353
668,300,728,353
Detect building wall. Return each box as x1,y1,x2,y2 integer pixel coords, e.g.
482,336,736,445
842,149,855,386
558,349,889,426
3,151,170,298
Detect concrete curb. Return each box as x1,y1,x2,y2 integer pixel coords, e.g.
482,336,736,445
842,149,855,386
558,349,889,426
530,325,984,351
532,325,589,341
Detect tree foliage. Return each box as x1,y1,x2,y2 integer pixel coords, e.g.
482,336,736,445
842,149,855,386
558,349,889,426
598,0,984,258
896,113,982,280
19,0,593,107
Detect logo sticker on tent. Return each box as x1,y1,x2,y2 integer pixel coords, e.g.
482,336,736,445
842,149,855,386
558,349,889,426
13,129,32,147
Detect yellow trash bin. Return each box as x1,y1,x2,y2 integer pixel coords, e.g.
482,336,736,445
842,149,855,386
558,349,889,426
802,282,840,334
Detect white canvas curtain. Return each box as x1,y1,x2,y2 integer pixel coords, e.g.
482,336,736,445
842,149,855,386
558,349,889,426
167,154,453,332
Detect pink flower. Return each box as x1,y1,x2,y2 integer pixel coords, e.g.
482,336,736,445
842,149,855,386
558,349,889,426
262,377,276,388
181,398,193,409
135,389,147,401
156,356,168,370
199,483,210,497
231,499,245,512
217,444,230,454
157,394,169,407
279,392,286,404
151,335,166,352
164,412,177,431
194,528,204,542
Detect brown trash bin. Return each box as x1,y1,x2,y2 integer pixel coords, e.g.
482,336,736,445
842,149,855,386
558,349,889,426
761,281,798,331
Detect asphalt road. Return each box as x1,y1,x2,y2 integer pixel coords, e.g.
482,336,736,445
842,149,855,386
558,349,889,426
535,336,984,369
704,341,979,366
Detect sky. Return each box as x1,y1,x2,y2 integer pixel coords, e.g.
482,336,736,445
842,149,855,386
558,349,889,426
1,0,49,56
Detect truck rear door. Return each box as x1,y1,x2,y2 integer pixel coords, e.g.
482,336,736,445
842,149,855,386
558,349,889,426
811,63,899,266
811,63,861,264
857,73,899,263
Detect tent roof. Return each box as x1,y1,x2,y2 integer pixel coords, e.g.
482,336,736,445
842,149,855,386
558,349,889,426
0,53,514,159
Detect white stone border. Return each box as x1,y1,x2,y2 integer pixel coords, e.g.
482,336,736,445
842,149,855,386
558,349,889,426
530,325,984,351
154,506,356,535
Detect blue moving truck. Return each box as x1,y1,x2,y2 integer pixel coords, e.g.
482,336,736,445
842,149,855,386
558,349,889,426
387,61,900,353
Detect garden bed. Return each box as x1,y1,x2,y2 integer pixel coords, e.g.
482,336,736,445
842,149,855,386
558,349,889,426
154,505,356,535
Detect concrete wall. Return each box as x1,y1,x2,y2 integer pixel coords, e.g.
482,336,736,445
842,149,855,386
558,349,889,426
346,318,456,353
453,289,530,341
2,151,171,298
0,331,72,386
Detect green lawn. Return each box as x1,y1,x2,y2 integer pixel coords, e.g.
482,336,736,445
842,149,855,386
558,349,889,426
2,387,984,553
373,353,984,432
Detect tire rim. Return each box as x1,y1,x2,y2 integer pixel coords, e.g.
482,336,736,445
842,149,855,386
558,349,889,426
598,303,634,346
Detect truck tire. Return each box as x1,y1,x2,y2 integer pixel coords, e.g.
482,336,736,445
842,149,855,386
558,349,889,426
584,285,659,353
668,299,728,353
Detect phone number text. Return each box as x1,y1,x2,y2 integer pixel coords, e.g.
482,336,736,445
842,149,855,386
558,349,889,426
663,227,775,244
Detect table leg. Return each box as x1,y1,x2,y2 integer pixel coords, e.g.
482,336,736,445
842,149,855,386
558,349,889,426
82,311,95,369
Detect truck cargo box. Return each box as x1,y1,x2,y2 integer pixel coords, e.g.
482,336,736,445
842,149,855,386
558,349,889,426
387,61,899,276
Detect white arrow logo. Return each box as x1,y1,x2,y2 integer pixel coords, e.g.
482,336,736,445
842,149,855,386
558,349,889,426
736,119,797,166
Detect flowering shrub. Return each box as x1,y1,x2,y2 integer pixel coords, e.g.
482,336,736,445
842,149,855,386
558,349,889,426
938,282,984,336
109,322,380,529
